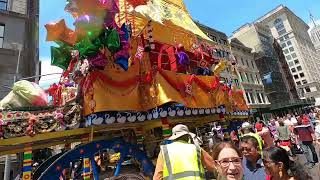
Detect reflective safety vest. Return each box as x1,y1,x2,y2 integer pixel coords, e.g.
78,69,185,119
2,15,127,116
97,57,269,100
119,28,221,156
161,141,205,180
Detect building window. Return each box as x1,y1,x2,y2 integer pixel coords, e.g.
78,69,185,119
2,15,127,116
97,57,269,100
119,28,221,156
251,61,255,68
256,75,260,84
284,34,289,39
241,58,244,65
291,68,297,73
289,47,294,52
294,59,299,64
291,53,297,58
245,92,252,104
296,81,301,85
288,61,294,67
0,24,4,48
261,93,266,103
274,18,282,25
250,74,255,83
279,37,284,42
297,66,302,71
287,40,292,46
283,49,289,54
246,59,249,67
212,36,217,42
305,87,311,93
250,92,255,103
0,0,7,10
278,29,287,36
281,43,287,48
257,93,263,103
302,80,308,84
286,55,292,60
300,73,305,78
294,75,299,79
276,24,285,31
245,73,249,82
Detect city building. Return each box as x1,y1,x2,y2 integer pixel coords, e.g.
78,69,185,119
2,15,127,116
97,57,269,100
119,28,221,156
309,14,320,52
0,0,39,179
0,0,39,99
273,40,300,100
195,22,232,81
255,5,320,100
197,22,272,116
196,22,229,46
231,23,311,115
230,38,270,114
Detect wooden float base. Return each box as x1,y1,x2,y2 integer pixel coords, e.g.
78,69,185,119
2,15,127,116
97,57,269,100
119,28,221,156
0,115,247,155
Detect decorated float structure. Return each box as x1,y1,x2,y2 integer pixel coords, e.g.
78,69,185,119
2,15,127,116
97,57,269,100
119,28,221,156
0,0,249,179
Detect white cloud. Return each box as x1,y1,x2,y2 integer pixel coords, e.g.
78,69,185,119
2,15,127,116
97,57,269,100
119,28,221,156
39,57,63,88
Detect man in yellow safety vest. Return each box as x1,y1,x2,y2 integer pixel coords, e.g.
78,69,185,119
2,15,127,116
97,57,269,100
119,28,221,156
153,124,214,180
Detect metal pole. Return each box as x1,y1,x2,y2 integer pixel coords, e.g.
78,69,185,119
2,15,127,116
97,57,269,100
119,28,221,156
13,47,21,83
19,73,63,81
3,155,11,180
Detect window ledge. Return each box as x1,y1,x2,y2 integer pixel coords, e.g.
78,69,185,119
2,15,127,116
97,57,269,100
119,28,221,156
0,48,18,55
0,9,27,19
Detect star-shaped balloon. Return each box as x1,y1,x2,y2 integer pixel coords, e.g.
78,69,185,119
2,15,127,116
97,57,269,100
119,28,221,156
45,19,77,45
51,44,73,70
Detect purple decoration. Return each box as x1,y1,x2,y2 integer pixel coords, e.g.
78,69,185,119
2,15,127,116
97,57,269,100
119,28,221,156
64,82,74,87
114,44,130,60
88,53,107,70
74,15,104,30
177,51,190,66
102,0,119,28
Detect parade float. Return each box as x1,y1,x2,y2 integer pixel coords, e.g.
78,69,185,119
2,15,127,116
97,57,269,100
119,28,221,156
0,0,249,179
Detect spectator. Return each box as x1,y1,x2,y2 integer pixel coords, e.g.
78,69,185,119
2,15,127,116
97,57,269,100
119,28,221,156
294,118,319,168
289,114,298,125
276,120,292,151
263,146,312,180
212,142,244,180
314,120,320,144
240,135,266,180
268,119,278,139
255,122,273,148
284,116,293,127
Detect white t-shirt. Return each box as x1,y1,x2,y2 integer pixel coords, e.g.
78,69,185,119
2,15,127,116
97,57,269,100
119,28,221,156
290,117,298,125
315,124,320,140
284,119,293,126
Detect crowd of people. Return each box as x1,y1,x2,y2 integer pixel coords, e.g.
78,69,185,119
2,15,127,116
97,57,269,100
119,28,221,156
153,110,320,180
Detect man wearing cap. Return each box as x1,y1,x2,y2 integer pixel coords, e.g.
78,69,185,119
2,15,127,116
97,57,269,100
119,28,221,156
153,124,214,180
240,135,266,180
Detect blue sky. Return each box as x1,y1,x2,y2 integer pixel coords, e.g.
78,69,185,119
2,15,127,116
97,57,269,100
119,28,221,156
39,0,320,85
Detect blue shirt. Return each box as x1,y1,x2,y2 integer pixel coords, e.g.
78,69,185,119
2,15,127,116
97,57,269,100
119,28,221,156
242,157,266,180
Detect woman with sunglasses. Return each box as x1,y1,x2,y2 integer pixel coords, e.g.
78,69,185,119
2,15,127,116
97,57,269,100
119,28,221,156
212,142,243,180
263,146,312,180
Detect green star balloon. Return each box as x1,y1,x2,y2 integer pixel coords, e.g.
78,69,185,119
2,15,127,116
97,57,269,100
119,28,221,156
50,43,72,70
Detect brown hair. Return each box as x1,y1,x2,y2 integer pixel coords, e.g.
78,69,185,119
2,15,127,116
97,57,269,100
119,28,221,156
278,119,284,126
212,142,242,160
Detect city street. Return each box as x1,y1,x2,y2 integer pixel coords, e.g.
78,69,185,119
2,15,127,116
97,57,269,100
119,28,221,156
292,145,320,179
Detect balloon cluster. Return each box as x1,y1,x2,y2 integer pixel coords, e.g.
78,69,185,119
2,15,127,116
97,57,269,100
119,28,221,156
46,0,136,74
